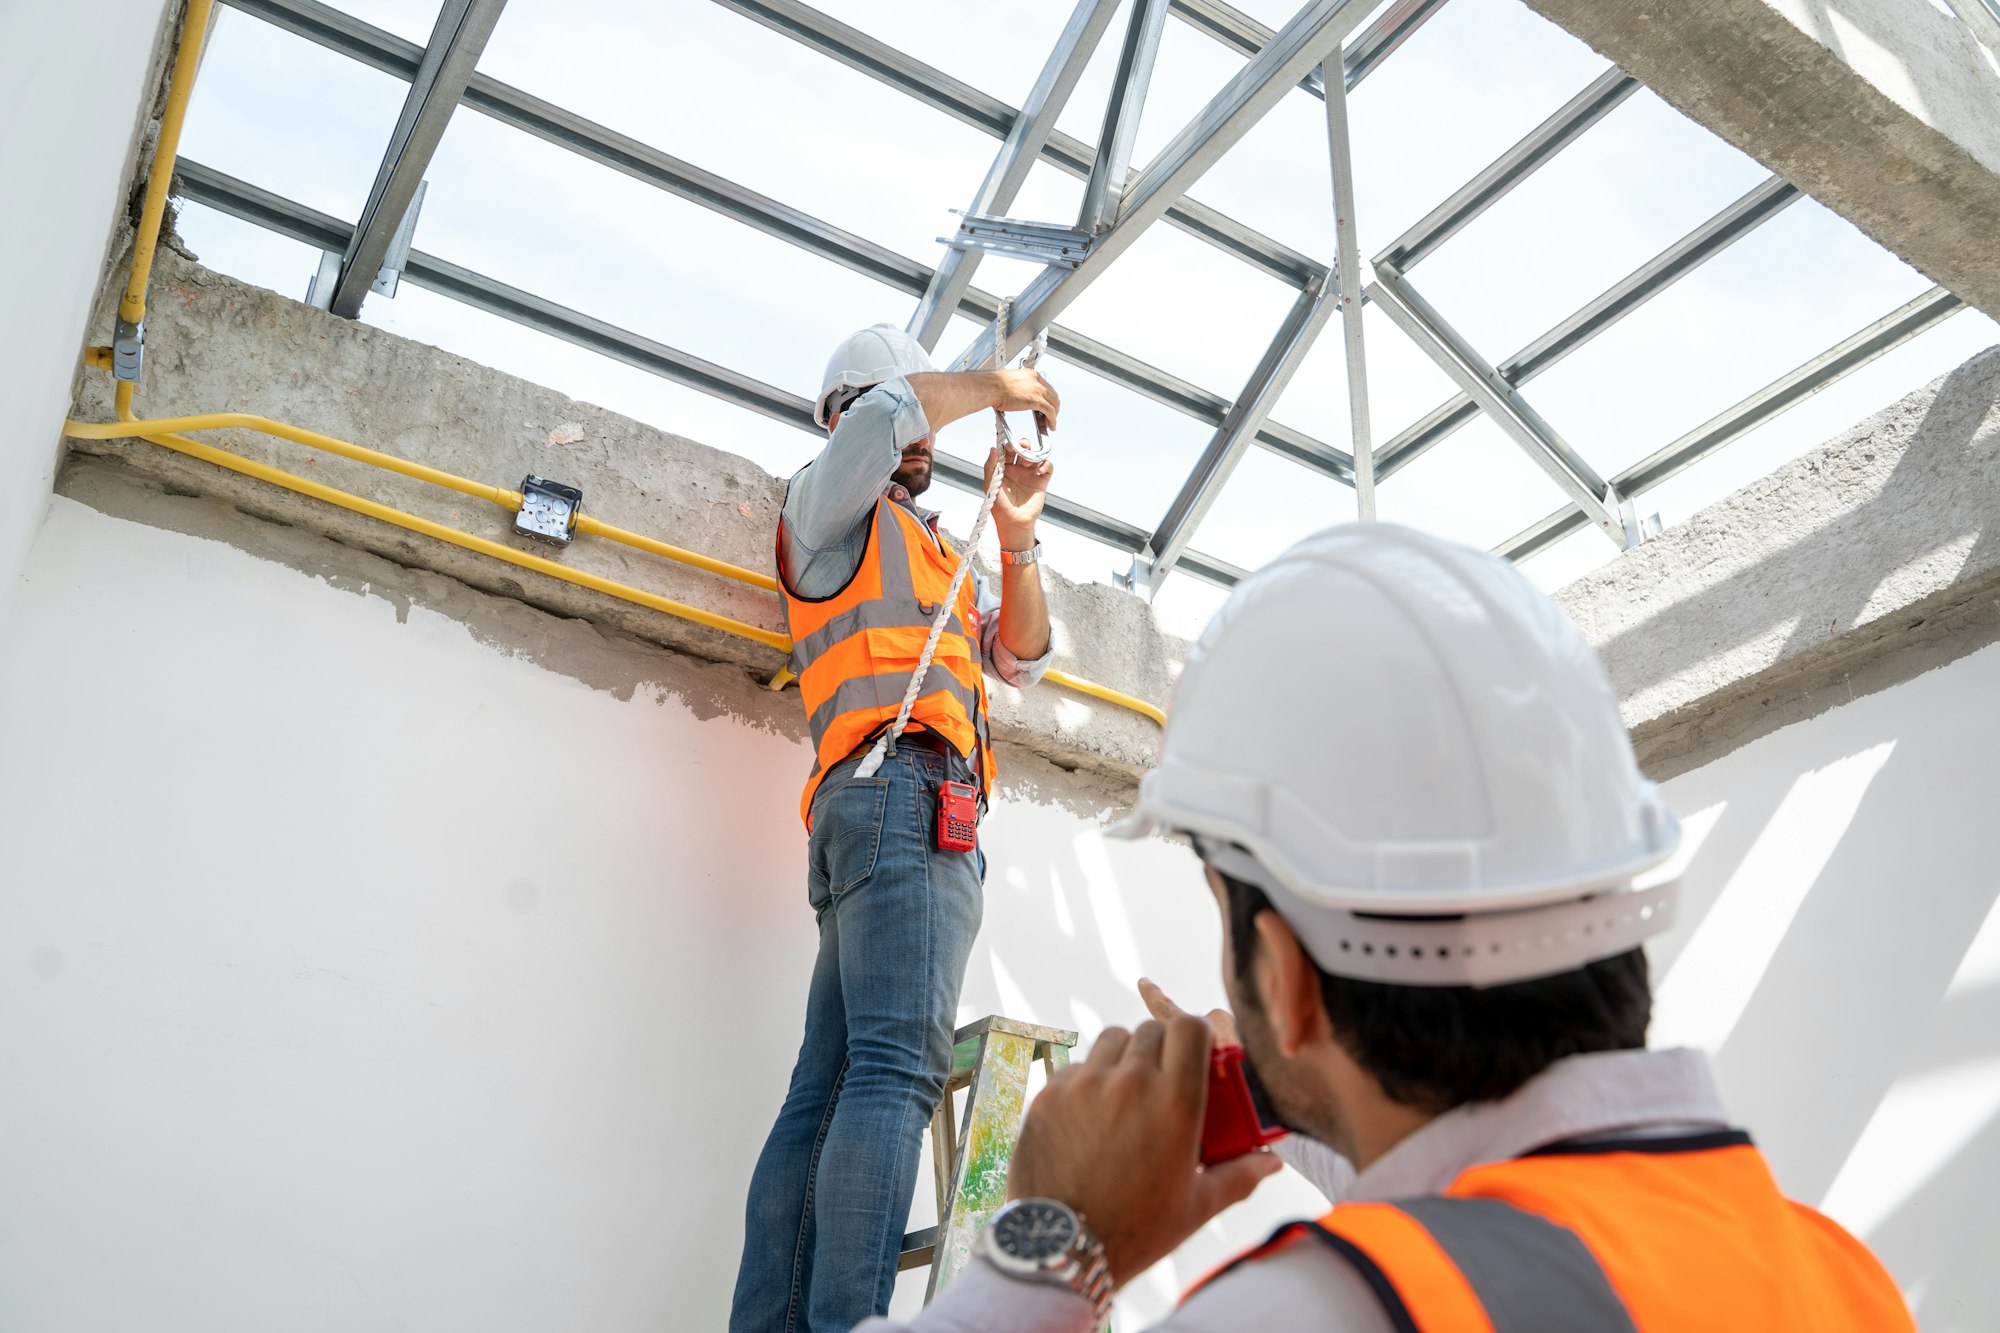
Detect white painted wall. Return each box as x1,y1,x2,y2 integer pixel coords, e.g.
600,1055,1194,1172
0,495,1324,1331
0,0,172,601
1653,636,2000,1333
3,490,1995,1330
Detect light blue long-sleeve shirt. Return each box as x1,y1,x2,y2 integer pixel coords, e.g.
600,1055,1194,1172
778,375,1051,689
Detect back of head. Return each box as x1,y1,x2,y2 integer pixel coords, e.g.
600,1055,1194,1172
1114,522,1680,1105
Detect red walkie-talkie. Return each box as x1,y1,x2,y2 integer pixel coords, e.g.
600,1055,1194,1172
1201,1043,1289,1165
937,780,980,854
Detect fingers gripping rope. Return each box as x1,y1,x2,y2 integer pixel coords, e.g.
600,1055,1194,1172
852,299,1049,781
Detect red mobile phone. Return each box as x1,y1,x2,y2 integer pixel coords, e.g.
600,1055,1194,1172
1201,1043,1289,1165
937,780,979,854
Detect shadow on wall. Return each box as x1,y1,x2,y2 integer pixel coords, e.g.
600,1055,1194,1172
1654,638,2000,1330
1595,345,1999,706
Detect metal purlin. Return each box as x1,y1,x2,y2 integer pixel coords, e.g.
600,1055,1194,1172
65,0,1168,729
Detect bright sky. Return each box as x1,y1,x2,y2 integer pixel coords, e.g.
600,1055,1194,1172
173,0,2000,638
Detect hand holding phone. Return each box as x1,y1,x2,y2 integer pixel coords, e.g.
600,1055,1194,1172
1201,1043,1289,1166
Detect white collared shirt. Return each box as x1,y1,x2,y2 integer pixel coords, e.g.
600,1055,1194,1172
859,1047,1730,1333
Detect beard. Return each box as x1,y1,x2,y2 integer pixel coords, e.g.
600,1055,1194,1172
1234,987,1346,1150
891,451,933,497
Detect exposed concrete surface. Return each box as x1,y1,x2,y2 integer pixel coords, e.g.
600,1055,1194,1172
68,253,1183,786
1524,0,2000,320
1558,343,2000,779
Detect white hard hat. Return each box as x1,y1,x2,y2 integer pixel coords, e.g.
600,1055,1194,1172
1112,522,1680,987
815,323,935,428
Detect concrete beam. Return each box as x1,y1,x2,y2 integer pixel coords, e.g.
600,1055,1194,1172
1522,0,2000,320
68,252,1181,783
1558,343,2000,778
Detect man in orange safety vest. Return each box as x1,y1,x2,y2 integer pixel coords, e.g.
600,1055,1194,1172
732,323,1061,1332
859,524,1914,1333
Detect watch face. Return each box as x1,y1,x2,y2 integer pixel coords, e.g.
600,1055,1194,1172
990,1200,1078,1270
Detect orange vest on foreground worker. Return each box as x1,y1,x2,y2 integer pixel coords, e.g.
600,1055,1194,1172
1188,1130,1912,1331
779,495,996,829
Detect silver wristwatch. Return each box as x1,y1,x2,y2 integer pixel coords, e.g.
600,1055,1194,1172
998,541,1042,567
978,1198,1113,1321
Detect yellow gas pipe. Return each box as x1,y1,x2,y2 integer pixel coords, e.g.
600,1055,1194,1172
63,0,1165,729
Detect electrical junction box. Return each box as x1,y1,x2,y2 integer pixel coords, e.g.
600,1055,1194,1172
514,475,582,547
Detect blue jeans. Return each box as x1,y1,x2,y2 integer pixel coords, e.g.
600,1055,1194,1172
731,745,985,1332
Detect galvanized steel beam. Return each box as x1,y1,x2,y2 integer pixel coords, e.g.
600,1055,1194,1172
213,0,1350,487
1368,267,1622,541
1375,67,1638,273
1323,53,1374,517
949,0,1384,375
1170,0,1451,97
1146,275,1340,590
909,0,1121,349
1079,0,1169,233
169,160,1251,588
1496,286,1964,562
330,0,505,318
1373,174,1801,481
704,0,1322,289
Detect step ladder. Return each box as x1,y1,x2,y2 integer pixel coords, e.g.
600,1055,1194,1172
899,1015,1078,1301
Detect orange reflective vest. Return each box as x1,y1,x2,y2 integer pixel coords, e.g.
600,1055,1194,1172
1189,1130,1912,1331
778,494,996,829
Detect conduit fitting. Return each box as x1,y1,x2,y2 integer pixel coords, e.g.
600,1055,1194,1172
84,347,115,372
112,318,145,382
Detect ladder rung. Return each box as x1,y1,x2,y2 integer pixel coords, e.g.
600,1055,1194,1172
898,1226,938,1271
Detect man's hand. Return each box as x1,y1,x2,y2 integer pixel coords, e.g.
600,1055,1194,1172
987,445,1053,550
1007,1017,1283,1288
1139,977,1240,1049
992,368,1060,434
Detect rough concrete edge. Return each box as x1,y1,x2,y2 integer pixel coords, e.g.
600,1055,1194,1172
1520,0,2000,321
1633,566,2000,781
51,450,1148,821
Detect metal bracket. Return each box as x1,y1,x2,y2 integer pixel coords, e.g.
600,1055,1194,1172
941,210,1094,269
372,179,428,299
514,474,582,546
305,250,342,310
112,317,145,382
1114,552,1154,596
1617,493,1662,548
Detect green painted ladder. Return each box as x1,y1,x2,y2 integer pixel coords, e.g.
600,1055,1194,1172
899,1014,1079,1301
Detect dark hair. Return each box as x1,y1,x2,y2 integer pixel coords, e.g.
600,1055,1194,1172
1221,872,1651,1113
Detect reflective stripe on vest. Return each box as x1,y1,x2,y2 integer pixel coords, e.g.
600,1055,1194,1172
779,493,997,829
1184,1131,1914,1332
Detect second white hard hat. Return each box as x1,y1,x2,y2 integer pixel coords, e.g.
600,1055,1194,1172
1111,522,1680,987
815,324,936,428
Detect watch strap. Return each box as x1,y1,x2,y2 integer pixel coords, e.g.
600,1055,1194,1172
999,541,1042,567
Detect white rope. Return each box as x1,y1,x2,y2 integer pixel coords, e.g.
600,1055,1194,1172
852,299,1047,781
